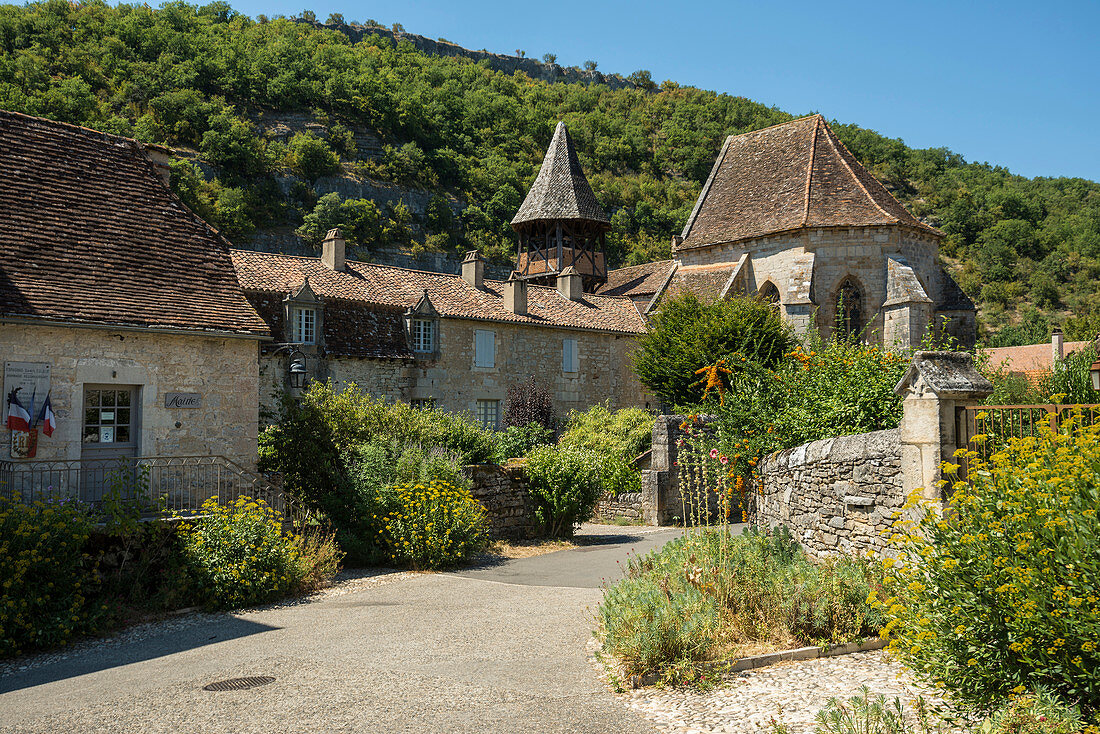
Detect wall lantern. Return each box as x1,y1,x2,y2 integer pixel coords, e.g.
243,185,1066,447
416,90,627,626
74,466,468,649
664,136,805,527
1091,358,1100,392
288,354,309,390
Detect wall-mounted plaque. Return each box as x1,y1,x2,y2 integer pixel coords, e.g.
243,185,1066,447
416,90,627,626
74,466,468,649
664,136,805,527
164,393,201,409
3,362,50,423
10,428,37,459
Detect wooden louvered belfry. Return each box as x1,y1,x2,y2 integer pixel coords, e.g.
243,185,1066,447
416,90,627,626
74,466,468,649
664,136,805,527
511,121,610,292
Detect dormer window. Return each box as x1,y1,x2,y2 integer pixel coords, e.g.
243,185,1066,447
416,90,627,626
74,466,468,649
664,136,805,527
283,277,323,350
405,289,440,357
412,318,435,353
294,306,317,345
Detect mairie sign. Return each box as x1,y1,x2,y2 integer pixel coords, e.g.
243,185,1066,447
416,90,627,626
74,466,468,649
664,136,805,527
164,392,201,409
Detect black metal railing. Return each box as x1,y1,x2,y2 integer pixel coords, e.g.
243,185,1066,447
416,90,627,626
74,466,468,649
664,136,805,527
0,455,295,520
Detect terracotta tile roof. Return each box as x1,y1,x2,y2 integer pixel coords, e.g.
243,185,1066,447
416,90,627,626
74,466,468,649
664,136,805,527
0,110,268,336
511,122,610,226
247,293,412,359
984,340,1091,373
230,250,646,335
597,260,673,298
678,115,940,252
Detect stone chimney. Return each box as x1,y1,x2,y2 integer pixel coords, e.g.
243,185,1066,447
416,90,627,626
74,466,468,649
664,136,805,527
504,271,527,315
557,265,583,302
1052,326,1064,364
462,250,484,289
142,144,173,186
322,228,345,271
671,234,683,250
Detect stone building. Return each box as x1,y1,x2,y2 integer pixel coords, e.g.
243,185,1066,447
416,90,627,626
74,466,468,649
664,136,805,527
607,115,977,348
234,120,649,426
232,237,648,425
0,111,268,475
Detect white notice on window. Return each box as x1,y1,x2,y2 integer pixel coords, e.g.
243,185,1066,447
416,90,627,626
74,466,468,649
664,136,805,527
99,427,115,443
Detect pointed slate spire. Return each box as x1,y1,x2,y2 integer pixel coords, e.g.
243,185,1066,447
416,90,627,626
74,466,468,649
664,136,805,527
511,122,609,226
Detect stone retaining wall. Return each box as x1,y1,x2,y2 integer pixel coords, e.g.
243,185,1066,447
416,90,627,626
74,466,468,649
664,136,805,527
595,492,645,522
748,429,904,557
464,463,537,540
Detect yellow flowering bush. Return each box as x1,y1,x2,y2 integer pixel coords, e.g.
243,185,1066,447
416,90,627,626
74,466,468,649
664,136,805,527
176,496,307,609
883,411,1100,714
378,480,487,570
0,498,101,658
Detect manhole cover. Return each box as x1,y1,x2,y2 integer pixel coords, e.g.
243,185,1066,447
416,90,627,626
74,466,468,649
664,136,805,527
203,676,275,692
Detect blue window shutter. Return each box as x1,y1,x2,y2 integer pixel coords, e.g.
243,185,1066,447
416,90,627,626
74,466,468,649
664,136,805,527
563,338,578,372
475,330,495,368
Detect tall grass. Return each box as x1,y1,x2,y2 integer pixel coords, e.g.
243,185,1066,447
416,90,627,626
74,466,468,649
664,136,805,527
597,525,884,681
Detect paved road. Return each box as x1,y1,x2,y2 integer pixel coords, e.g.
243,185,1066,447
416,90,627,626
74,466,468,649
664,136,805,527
0,525,688,734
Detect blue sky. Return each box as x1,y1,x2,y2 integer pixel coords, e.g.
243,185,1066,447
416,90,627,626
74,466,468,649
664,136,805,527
229,0,1099,181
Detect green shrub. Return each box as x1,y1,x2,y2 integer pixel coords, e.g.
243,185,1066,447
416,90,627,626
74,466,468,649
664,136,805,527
176,496,307,609
378,480,488,570
259,384,494,564
525,445,604,537
810,687,950,734
981,689,1093,734
0,498,101,657
287,131,340,182
559,404,652,496
672,336,909,511
1041,344,1100,406
884,412,1100,714
294,382,494,463
492,422,554,462
290,528,345,593
598,526,882,681
632,292,794,406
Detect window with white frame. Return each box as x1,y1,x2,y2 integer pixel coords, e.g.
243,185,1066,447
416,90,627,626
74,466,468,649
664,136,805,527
410,397,436,410
476,399,500,430
412,318,436,353
562,338,579,373
294,307,317,344
474,329,496,368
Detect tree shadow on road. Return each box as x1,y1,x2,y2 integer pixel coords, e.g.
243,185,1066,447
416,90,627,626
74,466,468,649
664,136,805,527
0,615,278,694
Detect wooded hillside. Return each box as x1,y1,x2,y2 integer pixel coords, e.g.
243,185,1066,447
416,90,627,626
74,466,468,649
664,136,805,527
2,1,1098,345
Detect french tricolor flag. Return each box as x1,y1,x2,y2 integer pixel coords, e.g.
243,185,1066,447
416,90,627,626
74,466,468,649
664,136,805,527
5,388,32,432
38,394,56,437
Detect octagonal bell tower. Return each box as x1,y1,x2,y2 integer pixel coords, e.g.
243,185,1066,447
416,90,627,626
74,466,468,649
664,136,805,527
512,121,609,292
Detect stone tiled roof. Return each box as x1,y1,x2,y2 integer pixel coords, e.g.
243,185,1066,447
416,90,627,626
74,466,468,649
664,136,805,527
884,256,932,306
679,115,940,252
936,267,976,311
0,110,268,336
511,121,610,226
230,250,646,335
597,260,673,298
657,262,743,305
247,293,412,358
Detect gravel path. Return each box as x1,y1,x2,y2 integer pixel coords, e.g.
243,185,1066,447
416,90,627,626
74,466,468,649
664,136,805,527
621,650,943,734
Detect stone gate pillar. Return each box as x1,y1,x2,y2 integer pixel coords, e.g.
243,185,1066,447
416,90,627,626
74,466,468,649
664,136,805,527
894,351,993,504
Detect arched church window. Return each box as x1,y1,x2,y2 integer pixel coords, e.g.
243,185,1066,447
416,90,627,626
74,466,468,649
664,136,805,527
758,282,780,308
836,278,863,340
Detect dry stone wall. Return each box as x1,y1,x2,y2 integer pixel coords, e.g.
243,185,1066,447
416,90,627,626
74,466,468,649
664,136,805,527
464,463,537,540
595,492,645,522
749,429,904,557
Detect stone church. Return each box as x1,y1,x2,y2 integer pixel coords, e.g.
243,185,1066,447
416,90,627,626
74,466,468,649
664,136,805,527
599,114,977,348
